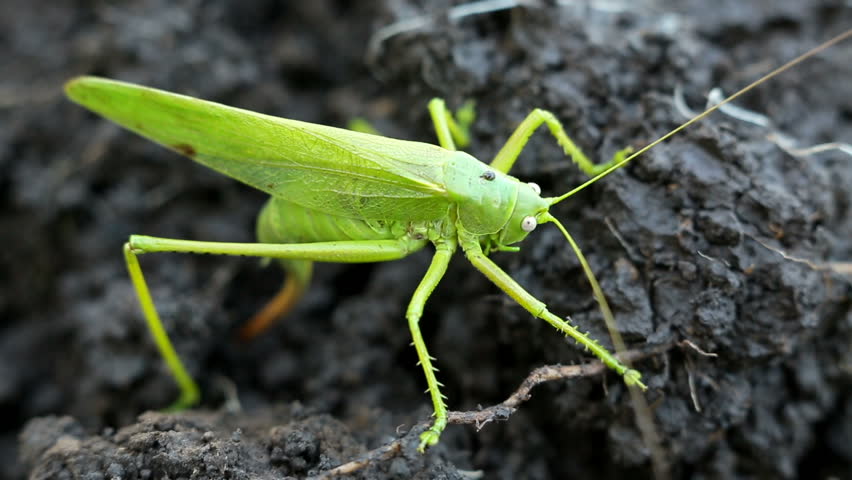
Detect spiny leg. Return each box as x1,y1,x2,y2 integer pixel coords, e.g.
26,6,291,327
458,233,644,389
405,237,457,451
428,98,476,150
489,108,633,176
124,235,426,408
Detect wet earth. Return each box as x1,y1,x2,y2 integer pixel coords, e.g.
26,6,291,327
2,1,851,479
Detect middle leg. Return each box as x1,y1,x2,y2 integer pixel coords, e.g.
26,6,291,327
489,108,633,176
428,98,476,151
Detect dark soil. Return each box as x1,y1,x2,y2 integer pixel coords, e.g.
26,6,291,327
3,1,851,479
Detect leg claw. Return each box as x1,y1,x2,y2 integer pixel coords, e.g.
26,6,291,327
417,428,441,453
591,146,635,175
165,389,200,412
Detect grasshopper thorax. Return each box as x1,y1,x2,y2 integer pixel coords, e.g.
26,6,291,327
443,151,549,249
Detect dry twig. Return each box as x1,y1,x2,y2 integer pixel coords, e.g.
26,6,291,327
310,344,670,479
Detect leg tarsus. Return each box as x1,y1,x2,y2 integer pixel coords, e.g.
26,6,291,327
452,100,476,147
589,145,634,176
165,390,202,412
418,420,447,452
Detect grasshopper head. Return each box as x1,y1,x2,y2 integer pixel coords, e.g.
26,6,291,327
495,181,551,246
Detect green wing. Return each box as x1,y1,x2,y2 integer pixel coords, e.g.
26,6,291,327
65,76,454,222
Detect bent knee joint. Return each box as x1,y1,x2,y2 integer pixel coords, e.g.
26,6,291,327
429,98,445,109
399,237,426,256
535,109,558,124
124,240,146,256
406,311,422,325
127,235,160,254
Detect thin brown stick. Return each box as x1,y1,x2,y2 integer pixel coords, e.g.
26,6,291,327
311,436,409,478
310,345,670,479
448,346,666,427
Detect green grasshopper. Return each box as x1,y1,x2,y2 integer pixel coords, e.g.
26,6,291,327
64,28,851,452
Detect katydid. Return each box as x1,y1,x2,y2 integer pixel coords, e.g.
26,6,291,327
63,27,851,452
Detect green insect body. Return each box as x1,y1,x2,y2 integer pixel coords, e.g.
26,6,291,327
69,17,852,445
64,31,849,447
65,29,852,468
66,76,643,450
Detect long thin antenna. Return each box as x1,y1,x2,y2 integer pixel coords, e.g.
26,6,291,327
543,213,669,479
550,27,852,206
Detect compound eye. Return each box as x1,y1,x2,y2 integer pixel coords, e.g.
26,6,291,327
528,182,541,195
521,215,537,232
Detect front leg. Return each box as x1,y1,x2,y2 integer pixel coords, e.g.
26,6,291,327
404,237,457,451
457,233,644,389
